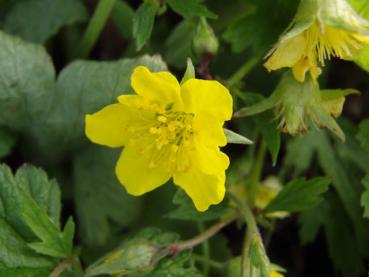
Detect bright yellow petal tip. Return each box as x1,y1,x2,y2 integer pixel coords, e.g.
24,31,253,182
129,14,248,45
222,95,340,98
84,65,233,211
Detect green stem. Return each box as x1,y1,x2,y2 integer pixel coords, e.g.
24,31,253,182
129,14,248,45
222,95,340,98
248,139,267,206
229,192,260,277
75,0,117,59
227,56,260,88
49,258,73,277
197,222,210,276
192,254,224,271
170,213,239,252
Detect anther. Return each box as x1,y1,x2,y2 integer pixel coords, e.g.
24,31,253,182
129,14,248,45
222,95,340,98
157,115,167,123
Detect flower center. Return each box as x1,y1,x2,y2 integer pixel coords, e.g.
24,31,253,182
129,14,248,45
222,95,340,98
127,108,195,170
305,22,367,65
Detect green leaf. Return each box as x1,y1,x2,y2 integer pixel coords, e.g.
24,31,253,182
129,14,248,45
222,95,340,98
85,228,179,277
167,0,217,19
357,119,369,152
223,0,298,53
0,268,50,277
321,192,365,277
0,127,16,159
224,128,253,145
360,174,369,218
148,251,202,277
298,203,324,244
0,164,75,272
0,165,74,259
167,190,230,221
165,19,198,67
73,145,143,247
265,177,331,212
314,130,369,257
0,31,55,131
132,0,159,51
4,0,88,43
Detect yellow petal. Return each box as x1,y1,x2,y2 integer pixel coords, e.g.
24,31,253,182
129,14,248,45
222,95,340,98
131,66,183,109
173,169,226,212
192,143,230,176
193,113,227,147
270,271,284,277
85,103,132,147
115,146,172,196
181,79,232,121
264,34,306,72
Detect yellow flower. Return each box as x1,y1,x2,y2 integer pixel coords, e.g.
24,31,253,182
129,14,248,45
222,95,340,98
264,0,369,82
85,66,233,211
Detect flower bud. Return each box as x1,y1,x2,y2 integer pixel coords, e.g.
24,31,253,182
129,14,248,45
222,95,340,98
273,71,348,141
192,17,219,57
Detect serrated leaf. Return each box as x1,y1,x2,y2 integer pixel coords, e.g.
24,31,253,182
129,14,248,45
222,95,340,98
0,164,74,272
265,177,331,212
73,145,143,247
356,119,369,152
0,127,16,159
224,128,253,145
133,0,159,51
167,190,230,221
360,174,369,218
4,0,87,43
167,0,217,19
0,165,74,259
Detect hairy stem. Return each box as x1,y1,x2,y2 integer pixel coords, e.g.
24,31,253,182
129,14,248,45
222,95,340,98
229,192,260,277
249,139,267,206
49,258,73,277
197,222,210,276
76,0,117,58
170,213,238,253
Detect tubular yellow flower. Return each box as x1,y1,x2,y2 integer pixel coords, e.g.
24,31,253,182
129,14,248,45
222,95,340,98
264,0,369,82
85,66,233,211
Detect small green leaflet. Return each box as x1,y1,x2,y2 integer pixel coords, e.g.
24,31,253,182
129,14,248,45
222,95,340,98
265,177,331,212
133,0,159,51
224,128,253,145
361,174,369,218
167,0,217,19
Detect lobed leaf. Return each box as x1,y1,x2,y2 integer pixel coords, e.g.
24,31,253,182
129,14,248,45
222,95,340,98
265,177,331,212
